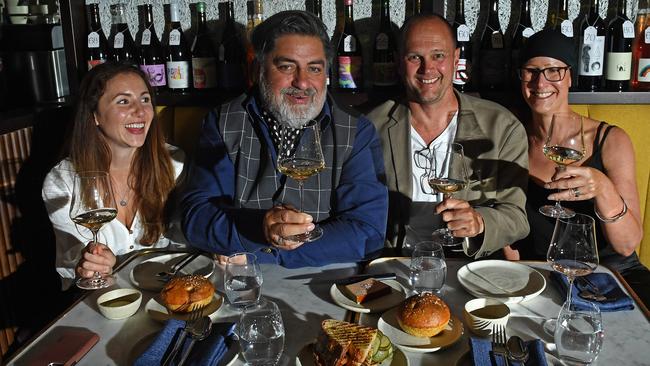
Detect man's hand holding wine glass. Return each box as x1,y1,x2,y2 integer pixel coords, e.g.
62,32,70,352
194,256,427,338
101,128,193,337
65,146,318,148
263,205,315,250
434,198,485,239
75,242,116,279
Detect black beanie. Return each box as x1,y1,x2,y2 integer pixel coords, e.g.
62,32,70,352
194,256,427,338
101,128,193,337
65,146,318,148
521,29,576,70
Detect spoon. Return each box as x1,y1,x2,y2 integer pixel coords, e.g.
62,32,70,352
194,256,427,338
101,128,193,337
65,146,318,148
506,335,529,364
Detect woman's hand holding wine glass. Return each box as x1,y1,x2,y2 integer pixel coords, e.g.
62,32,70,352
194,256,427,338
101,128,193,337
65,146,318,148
69,171,118,290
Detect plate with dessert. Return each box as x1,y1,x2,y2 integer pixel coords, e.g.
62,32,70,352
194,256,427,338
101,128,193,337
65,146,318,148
377,293,463,353
297,319,409,366
330,278,406,313
130,253,215,291
145,275,223,323
457,260,546,303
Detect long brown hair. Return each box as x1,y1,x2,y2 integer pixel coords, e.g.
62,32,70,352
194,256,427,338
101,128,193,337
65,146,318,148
69,63,175,245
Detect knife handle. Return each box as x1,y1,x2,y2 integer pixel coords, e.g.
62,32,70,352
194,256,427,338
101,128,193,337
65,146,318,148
161,328,188,366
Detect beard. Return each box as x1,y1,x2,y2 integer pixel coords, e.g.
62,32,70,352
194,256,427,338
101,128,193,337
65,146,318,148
259,71,325,129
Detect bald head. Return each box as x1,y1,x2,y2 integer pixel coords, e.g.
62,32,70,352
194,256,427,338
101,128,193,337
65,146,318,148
399,14,457,56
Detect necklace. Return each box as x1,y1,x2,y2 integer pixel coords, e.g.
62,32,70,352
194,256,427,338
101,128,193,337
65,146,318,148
112,178,131,207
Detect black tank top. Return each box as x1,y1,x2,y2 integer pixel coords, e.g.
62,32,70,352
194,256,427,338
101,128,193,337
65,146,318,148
514,122,643,274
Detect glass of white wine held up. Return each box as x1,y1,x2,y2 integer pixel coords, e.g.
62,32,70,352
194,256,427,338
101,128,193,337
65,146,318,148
540,112,586,218
277,120,325,242
69,171,118,290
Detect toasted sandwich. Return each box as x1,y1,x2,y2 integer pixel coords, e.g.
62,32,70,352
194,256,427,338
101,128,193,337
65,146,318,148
313,319,392,366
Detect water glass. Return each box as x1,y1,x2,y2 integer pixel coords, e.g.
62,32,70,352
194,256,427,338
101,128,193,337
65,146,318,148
238,298,285,366
409,241,447,294
224,252,263,308
555,301,604,365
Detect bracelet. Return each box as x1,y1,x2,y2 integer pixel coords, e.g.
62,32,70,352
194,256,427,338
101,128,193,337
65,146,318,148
594,196,628,223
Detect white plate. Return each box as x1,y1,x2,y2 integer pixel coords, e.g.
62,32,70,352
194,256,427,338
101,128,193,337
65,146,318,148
377,308,463,353
296,342,409,366
144,293,223,323
130,253,216,291
330,280,406,313
456,260,546,304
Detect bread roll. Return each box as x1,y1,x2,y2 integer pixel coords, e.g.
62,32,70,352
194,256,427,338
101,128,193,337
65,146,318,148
397,293,450,337
160,274,214,313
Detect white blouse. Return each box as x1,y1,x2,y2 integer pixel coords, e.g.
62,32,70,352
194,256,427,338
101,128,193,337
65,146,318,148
42,146,186,289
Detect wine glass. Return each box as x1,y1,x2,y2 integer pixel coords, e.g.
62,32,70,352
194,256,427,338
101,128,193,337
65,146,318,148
409,240,447,294
544,213,599,334
277,120,325,242
555,300,604,365
69,171,118,290
238,297,285,366
224,252,263,308
540,112,586,218
427,142,469,246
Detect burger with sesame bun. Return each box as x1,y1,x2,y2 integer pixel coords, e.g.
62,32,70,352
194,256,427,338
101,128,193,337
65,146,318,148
160,274,215,312
396,293,450,337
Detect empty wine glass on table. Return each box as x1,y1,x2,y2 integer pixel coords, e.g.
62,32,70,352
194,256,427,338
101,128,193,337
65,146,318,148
409,240,447,294
427,142,469,246
224,252,263,308
544,213,599,334
238,298,285,366
277,120,325,242
69,171,118,290
540,112,586,218
555,301,604,365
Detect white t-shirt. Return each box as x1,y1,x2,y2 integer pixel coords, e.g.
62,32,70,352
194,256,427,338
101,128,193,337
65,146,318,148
42,145,185,289
410,111,459,202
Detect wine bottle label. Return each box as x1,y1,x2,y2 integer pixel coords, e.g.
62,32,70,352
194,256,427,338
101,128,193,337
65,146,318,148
343,35,356,52
375,33,389,50
192,57,218,88
169,29,181,46
142,29,151,45
114,32,124,49
490,32,504,49
457,25,470,42
645,27,650,44
141,64,166,86
372,61,397,86
453,58,468,85
480,49,506,86
166,61,190,88
522,27,534,38
219,45,225,61
636,58,650,82
87,59,105,71
605,52,632,80
88,32,100,48
579,35,605,76
338,56,362,89
622,21,635,39
561,20,573,37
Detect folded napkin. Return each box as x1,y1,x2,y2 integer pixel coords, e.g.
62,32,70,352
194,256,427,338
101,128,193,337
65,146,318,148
469,337,547,366
550,272,635,312
134,319,236,366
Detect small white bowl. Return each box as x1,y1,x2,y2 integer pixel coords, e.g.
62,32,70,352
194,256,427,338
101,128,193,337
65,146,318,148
463,298,510,336
97,288,142,320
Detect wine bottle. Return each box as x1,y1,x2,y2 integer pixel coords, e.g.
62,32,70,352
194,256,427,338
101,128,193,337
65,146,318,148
372,0,397,89
545,0,558,30
337,0,363,92
406,0,422,19
245,0,263,88
453,0,472,92
479,0,506,92
605,0,634,91
511,0,535,82
218,1,246,92
108,3,137,66
554,0,573,38
632,0,650,91
191,2,217,90
578,0,606,91
308,0,330,88
165,2,191,93
86,3,109,70
138,4,166,91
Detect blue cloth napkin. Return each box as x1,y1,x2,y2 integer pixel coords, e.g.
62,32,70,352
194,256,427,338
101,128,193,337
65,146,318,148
134,319,236,366
550,272,635,312
469,337,547,366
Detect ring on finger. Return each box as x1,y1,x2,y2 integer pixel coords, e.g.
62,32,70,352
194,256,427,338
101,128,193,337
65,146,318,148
572,187,581,198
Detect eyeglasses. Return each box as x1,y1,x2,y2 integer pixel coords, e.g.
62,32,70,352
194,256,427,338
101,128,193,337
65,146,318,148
517,66,571,82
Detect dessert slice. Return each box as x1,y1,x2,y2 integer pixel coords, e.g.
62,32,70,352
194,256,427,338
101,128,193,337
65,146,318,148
340,278,392,304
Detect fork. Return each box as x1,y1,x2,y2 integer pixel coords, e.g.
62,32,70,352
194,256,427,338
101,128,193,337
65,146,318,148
491,324,510,366
177,315,212,366
157,253,201,281
161,304,204,366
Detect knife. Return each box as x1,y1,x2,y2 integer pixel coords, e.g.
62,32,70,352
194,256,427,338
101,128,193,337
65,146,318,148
333,273,397,286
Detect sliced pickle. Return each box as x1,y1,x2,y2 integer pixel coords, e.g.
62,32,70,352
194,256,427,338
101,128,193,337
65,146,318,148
379,333,391,350
372,348,389,363
369,334,381,357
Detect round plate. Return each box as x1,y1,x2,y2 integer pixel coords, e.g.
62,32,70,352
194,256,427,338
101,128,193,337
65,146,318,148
130,253,216,291
456,260,546,304
144,293,223,323
455,349,563,366
296,343,409,366
330,280,406,313
377,308,463,353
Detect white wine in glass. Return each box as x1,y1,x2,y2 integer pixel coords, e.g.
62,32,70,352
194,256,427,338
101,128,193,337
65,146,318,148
540,112,585,218
69,171,118,290
277,120,325,242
